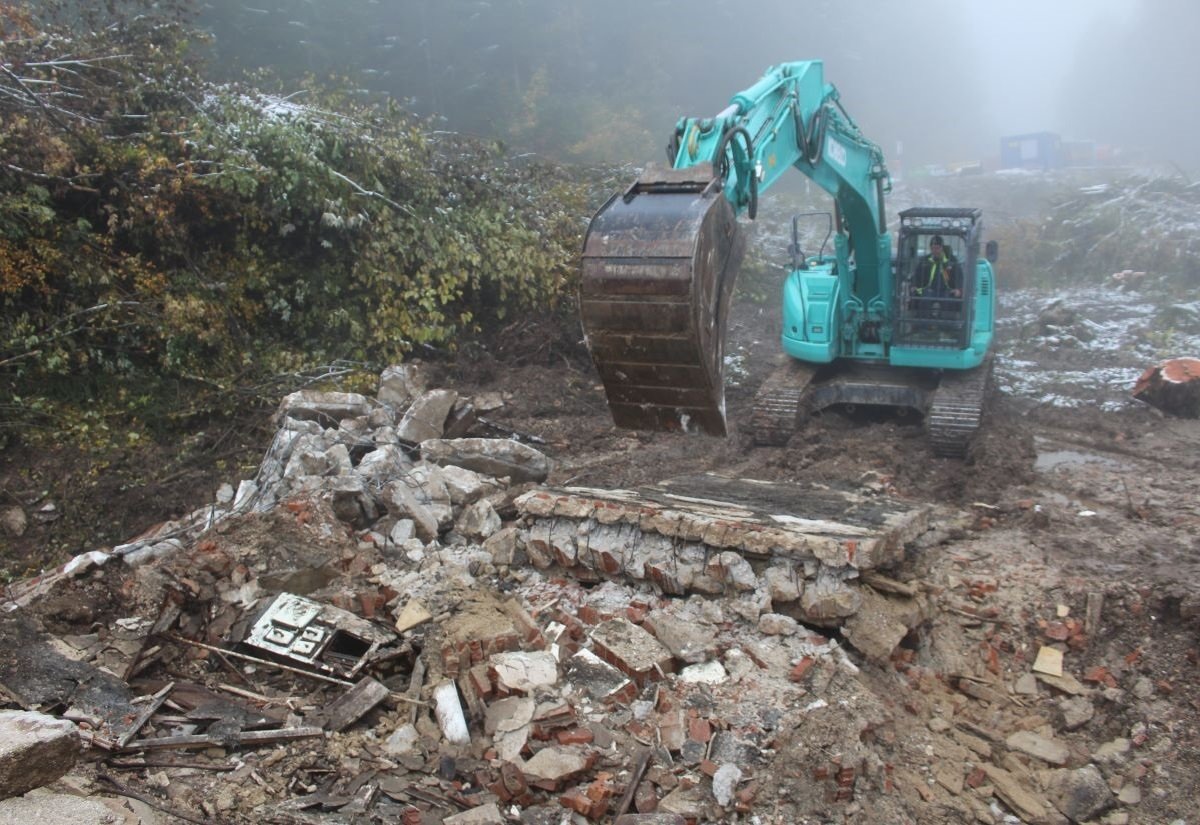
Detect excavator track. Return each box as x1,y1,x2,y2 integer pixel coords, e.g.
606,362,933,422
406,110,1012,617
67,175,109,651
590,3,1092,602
580,164,744,436
749,360,819,445
926,354,994,458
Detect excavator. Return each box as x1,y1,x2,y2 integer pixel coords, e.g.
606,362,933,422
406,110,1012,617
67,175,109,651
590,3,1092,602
580,60,997,457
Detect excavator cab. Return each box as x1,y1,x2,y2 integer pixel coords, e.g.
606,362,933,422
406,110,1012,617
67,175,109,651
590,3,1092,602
892,208,982,349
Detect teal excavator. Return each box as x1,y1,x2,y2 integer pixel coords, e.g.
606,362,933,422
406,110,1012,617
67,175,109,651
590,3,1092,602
581,60,997,457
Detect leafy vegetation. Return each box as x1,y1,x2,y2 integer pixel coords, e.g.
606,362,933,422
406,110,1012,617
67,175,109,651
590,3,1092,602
0,1,607,450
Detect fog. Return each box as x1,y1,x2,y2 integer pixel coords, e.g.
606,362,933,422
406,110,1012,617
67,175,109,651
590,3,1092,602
199,0,1199,172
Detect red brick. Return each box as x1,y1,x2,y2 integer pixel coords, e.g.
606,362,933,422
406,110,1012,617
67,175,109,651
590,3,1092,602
468,663,493,699
789,656,816,683
556,610,586,640
734,781,758,813
556,728,595,746
634,780,658,813
687,717,711,744
560,787,593,816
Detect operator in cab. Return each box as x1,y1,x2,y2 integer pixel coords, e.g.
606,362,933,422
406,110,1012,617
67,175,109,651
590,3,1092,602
913,235,962,300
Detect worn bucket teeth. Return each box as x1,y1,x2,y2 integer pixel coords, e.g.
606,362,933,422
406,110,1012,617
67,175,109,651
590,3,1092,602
580,165,744,436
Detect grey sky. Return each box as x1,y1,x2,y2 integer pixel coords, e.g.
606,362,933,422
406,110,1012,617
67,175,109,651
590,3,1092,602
970,0,1138,136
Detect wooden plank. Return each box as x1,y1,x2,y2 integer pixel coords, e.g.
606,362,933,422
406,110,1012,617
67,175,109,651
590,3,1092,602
115,682,174,749
125,726,324,751
324,677,390,732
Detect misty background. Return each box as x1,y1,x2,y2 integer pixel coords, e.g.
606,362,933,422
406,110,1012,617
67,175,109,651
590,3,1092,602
197,0,1199,173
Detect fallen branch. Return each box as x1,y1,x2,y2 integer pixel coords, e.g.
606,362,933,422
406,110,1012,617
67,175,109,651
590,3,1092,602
328,168,413,215
123,726,324,751
105,759,236,772
96,774,216,825
0,63,71,130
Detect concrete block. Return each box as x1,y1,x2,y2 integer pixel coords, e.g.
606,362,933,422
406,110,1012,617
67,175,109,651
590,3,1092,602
590,618,675,687
421,438,551,484
0,711,80,800
377,364,427,409
395,389,458,444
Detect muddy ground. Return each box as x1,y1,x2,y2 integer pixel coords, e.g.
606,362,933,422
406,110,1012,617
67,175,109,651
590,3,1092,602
436,297,1200,823
2,171,1199,824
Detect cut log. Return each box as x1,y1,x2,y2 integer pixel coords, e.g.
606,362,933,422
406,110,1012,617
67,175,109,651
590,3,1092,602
1133,357,1200,417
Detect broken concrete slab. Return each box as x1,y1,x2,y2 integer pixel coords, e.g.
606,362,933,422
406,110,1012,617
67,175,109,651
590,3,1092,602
443,802,505,824
842,587,927,663
0,614,138,747
328,476,380,527
515,475,931,659
353,444,413,484
522,745,590,784
394,599,432,634
564,649,635,704
380,479,442,542
1005,730,1069,765
979,763,1053,824
0,711,80,800
485,696,536,736
440,464,501,507
377,364,427,410
277,390,374,425
1057,696,1095,731
491,651,559,693
443,399,478,439
395,389,458,444
590,618,674,687
456,499,502,542
421,438,551,484
0,788,158,825
518,474,930,568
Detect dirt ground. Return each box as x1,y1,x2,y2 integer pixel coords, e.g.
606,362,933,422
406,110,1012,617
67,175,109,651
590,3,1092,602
3,171,1199,824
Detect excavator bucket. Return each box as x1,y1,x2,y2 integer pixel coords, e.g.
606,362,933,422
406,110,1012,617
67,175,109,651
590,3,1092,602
580,164,745,436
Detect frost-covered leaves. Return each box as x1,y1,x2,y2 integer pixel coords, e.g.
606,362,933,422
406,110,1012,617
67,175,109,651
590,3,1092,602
1036,176,1200,286
0,5,597,445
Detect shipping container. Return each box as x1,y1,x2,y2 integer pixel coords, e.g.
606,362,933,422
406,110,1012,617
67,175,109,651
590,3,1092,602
999,132,1063,170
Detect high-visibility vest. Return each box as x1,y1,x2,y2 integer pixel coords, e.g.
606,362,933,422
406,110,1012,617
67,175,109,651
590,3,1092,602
917,254,953,294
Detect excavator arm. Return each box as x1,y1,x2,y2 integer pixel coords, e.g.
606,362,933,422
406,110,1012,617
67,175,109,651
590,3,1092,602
581,60,892,435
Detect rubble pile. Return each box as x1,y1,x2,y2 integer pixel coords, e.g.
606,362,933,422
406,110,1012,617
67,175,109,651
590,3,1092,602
0,363,1194,824
0,365,920,824
516,477,932,661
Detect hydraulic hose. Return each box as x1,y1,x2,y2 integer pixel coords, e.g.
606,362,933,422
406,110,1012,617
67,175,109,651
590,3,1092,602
804,107,826,166
715,125,757,219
